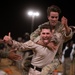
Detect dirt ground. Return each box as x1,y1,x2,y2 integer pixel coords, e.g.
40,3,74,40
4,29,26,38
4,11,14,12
57,59,75,75
0,58,75,75
0,58,22,75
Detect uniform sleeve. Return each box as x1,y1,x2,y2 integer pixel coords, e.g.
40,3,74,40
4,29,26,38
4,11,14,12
12,40,36,51
56,22,73,43
64,28,73,42
51,32,62,45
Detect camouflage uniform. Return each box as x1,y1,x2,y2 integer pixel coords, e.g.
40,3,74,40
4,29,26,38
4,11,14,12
41,59,60,75
30,21,73,75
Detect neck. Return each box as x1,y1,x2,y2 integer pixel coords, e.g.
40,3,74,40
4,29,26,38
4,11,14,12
37,39,48,47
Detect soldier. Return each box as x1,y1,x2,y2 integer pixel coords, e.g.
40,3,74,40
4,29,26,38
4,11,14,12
30,5,73,75
3,24,62,75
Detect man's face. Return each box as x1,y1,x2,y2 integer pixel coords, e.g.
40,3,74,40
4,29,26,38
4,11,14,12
40,29,52,44
48,12,59,26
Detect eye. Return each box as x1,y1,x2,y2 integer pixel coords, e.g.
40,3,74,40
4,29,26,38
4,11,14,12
47,33,50,34
42,33,45,34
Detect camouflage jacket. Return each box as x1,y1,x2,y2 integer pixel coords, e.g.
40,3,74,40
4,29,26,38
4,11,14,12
30,21,73,58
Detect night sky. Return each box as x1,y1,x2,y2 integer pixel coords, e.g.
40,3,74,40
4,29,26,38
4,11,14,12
0,0,75,41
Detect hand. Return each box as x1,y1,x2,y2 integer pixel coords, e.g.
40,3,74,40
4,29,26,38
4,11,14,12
3,32,13,45
36,40,43,45
61,16,71,35
47,42,59,51
8,50,22,61
61,16,68,27
3,32,12,42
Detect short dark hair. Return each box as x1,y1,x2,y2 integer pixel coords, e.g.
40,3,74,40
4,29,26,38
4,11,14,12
40,24,50,31
47,5,61,16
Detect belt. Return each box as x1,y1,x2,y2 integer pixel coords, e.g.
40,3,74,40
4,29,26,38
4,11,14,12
30,64,42,72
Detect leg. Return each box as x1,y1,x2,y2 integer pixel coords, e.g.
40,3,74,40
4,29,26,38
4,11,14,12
41,59,60,75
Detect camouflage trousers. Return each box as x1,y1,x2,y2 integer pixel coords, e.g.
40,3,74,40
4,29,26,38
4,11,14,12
41,59,60,75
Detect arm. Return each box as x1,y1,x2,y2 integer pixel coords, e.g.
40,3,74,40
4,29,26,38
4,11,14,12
12,40,36,51
61,16,70,35
61,16,73,42
46,32,62,51
37,37,60,52
3,32,36,51
47,42,59,51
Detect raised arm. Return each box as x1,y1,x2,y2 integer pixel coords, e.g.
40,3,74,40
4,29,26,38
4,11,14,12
3,32,36,51
61,16,73,42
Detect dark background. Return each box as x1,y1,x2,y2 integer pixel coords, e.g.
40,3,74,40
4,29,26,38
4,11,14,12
0,0,75,41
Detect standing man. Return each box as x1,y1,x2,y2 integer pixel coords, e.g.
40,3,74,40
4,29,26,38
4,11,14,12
3,24,62,75
30,5,73,75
